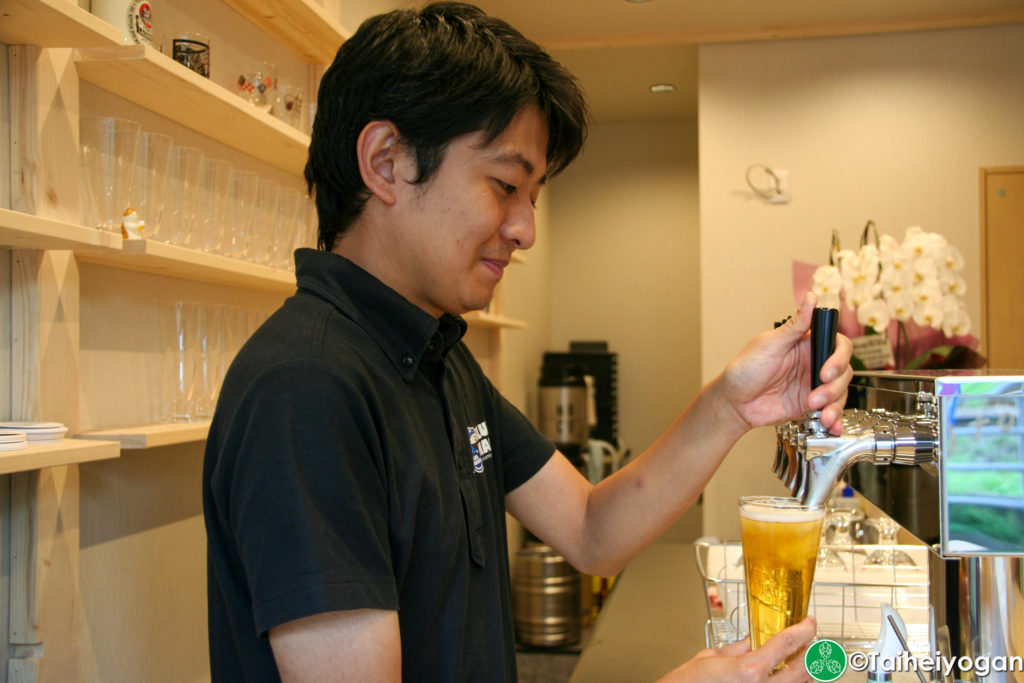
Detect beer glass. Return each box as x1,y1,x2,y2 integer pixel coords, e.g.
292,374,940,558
80,116,141,231
739,496,824,650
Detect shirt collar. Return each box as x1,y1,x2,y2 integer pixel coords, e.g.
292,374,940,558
294,248,467,381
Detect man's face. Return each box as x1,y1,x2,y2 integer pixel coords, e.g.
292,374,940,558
386,105,549,317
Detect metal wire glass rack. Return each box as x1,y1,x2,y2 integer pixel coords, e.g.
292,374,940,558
695,539,931,654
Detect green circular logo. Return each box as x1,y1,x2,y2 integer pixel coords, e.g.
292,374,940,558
804,638,848,682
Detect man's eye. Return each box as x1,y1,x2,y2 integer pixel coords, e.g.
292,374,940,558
496,180,516,195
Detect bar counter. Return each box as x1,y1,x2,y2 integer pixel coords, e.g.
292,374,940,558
570,541,706,682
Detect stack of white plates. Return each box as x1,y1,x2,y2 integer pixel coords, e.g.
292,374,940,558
0,421,68,445
0,430,29,451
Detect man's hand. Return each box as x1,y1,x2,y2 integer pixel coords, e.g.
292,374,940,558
656,617,817,682
718,292,853,436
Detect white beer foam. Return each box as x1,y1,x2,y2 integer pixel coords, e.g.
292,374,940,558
740,500,824,523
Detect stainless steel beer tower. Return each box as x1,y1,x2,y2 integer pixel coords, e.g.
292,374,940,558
774,364,1024,681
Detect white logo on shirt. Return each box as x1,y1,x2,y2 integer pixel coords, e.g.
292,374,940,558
467,421,492,473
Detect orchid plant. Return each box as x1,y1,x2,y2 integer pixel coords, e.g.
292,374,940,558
806,222,983,370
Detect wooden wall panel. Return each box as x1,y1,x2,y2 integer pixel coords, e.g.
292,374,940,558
981,167,1024,370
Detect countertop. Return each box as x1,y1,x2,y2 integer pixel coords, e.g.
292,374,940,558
570,542,707,682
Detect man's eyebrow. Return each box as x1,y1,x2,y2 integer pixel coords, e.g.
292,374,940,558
491,152,548,185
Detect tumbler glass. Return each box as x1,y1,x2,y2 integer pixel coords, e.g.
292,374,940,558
80,116,141,231
237,61,276,113
274,83,303,128
131,131,173,239
166,301,201,422
223,169,259,259
252,178,280,265
165,146,205,247
172,32,210,77
196,158,232,253
190,303,214,421
274,187,302,269
739,496,824,652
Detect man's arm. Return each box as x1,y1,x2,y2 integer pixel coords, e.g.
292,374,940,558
269,608,401,682
506,292,852,577
505,375,748,577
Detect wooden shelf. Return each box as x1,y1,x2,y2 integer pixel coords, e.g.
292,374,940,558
0,0,122,48
0,208,124,251
221,0,349,64
75,45,310,175
0,438,120,475
77,238,296,293
77,421,210,449
464,310,527,330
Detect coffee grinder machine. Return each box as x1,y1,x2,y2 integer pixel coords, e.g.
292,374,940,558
537,363,589,474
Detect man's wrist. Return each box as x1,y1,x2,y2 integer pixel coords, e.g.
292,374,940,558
702,373,753,445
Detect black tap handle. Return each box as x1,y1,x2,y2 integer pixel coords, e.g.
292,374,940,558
810,307,839,391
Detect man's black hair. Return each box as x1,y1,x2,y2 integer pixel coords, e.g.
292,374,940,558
304,1,589,250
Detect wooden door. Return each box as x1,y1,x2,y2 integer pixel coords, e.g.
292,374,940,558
980,167,1024,370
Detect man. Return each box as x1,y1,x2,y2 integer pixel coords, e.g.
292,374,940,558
202,3,853,681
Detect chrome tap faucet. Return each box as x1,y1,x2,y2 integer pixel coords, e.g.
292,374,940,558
773,310,938,506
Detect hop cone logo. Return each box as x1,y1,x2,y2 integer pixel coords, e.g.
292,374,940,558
804,639,847,682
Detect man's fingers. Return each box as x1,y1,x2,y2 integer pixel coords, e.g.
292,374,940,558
715,636,752,657
749,616,816,674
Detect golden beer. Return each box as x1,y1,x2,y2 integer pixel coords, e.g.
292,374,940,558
739,496,824,650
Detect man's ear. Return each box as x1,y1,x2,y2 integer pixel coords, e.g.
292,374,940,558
356,120,403,206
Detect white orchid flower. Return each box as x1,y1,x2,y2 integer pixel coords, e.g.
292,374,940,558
910,255,939,285
811,265,843,300
940,272,967,297
913,301,945,330
880,245,912,275
857,299,891,333
879,267,912,297
858,243,880,271
942,306,971,337
879,234,901,251
885,291,914,322
935,244,965,272
849,280,881,308
903,226,947,258
817,290,842,310
912,280,943,307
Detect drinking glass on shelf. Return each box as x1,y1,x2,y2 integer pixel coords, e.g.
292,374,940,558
863,517,917,568
274,83,303,128
223,169,259,259
275,188,303,269
824,506,862,546
165,146,205,247
237,61,276,114
191,303,215,421
166,301,201,422
739,496,824,655
196,158,232,253
80,116,141,232
253,178,280,265
131,131,173,239
172,32,210,77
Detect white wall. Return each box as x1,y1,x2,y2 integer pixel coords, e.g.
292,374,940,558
698,23,1024,539
548,120,702,503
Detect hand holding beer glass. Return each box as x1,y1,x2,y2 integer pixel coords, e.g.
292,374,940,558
739,496,824,653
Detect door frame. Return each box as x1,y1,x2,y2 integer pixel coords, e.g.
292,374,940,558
978,165,1024,364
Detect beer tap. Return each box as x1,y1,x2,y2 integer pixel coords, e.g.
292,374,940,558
773,309,939,507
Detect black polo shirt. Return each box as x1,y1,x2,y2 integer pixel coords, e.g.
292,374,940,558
203,248,555,681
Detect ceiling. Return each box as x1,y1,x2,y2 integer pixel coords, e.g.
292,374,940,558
452,0,1024,123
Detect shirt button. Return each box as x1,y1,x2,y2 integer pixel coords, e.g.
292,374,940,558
401,355,415,368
